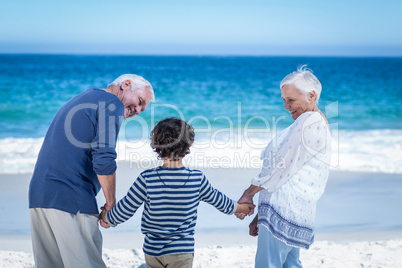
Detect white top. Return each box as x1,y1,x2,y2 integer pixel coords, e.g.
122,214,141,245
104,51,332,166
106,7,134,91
252,111,331,248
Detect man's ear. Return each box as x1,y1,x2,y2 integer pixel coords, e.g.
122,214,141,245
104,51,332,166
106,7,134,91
121,79,132,91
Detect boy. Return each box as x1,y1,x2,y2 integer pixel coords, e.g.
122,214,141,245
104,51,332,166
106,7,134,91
100,118,254,268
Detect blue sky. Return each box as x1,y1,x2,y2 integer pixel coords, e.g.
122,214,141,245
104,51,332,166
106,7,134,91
1,0,401,56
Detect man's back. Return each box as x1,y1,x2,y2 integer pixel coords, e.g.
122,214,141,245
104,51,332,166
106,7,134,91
29,88,124,214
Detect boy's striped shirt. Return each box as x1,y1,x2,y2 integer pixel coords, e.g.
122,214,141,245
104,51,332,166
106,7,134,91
106,166,236,257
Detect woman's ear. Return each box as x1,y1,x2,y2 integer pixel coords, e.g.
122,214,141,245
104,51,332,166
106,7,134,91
309,91,317,103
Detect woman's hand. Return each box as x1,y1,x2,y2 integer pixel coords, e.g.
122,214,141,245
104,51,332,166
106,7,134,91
235,185,264,220
249,214,259,237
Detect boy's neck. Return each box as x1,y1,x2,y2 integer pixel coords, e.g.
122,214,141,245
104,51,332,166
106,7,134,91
162,158,184,168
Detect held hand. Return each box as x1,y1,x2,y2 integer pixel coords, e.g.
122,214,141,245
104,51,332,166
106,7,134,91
99,206,110,229
235,203,255,220
249,214,259,237
237,185,263,217
99,206,107,221
235,189,255,220
236,203,255,215
238,193,253,206
104,202,115,211
235,201,254,219
100,219,110,229
235,212,246,220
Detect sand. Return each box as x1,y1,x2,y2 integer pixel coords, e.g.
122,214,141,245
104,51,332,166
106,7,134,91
1,165,402,267
1,237,402,267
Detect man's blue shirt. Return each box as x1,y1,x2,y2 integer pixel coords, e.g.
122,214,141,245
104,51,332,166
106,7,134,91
29,88,124,214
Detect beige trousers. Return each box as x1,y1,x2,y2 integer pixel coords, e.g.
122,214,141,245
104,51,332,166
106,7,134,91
30,208,106,268
145,253,194,268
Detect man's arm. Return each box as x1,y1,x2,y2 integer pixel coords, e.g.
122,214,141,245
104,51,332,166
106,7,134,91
98,173,116,228
98,173,116,210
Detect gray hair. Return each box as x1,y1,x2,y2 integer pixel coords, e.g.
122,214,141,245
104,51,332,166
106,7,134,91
109,74,155,101
280,65,322,105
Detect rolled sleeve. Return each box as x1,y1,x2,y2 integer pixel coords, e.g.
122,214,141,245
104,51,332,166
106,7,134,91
91,98,122,175
92,147,117,175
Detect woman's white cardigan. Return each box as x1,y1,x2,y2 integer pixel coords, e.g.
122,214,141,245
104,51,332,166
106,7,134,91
252,111,331,249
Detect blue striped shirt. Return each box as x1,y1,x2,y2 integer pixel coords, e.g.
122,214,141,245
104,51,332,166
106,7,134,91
106,166,236,257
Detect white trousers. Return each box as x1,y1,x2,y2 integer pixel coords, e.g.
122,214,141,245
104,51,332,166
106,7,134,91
30,208,106,268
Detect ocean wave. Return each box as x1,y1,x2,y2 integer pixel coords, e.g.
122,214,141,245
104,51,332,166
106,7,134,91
0,129,401,174
0,137,44,174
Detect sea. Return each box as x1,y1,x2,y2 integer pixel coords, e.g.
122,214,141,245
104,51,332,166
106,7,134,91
1,55,402,237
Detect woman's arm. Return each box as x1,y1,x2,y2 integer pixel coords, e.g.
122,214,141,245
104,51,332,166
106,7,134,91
239,185,264,204
236,185,263,220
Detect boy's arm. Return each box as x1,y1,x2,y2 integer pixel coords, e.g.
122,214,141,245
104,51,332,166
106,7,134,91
105,175,147,227
199,175,251,215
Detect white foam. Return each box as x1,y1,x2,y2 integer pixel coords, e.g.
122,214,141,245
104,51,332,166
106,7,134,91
0,137,43,174
335,129,402,174
116,129,402,174
1,129,401,174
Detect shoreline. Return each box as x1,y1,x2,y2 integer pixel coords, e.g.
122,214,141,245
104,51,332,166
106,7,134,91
2,230,402,254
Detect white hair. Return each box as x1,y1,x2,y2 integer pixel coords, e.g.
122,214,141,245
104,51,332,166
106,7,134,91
280,65,322,105
109,74,155,101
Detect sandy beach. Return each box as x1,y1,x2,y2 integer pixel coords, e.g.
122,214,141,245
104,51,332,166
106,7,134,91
1,234,402,267
1,164,402,267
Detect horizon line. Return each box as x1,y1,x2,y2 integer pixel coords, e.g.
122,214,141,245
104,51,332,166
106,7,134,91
1,53,401,58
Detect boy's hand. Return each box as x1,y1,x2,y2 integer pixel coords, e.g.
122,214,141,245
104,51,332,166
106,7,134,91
235,203,255,216
99,206,110,229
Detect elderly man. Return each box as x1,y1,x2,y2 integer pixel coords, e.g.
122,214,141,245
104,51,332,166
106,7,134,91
29,74,155,268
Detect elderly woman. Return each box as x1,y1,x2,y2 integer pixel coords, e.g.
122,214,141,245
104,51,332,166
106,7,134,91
237,66,332,267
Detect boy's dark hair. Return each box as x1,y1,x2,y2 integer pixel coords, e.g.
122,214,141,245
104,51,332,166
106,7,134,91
150,118,195,160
